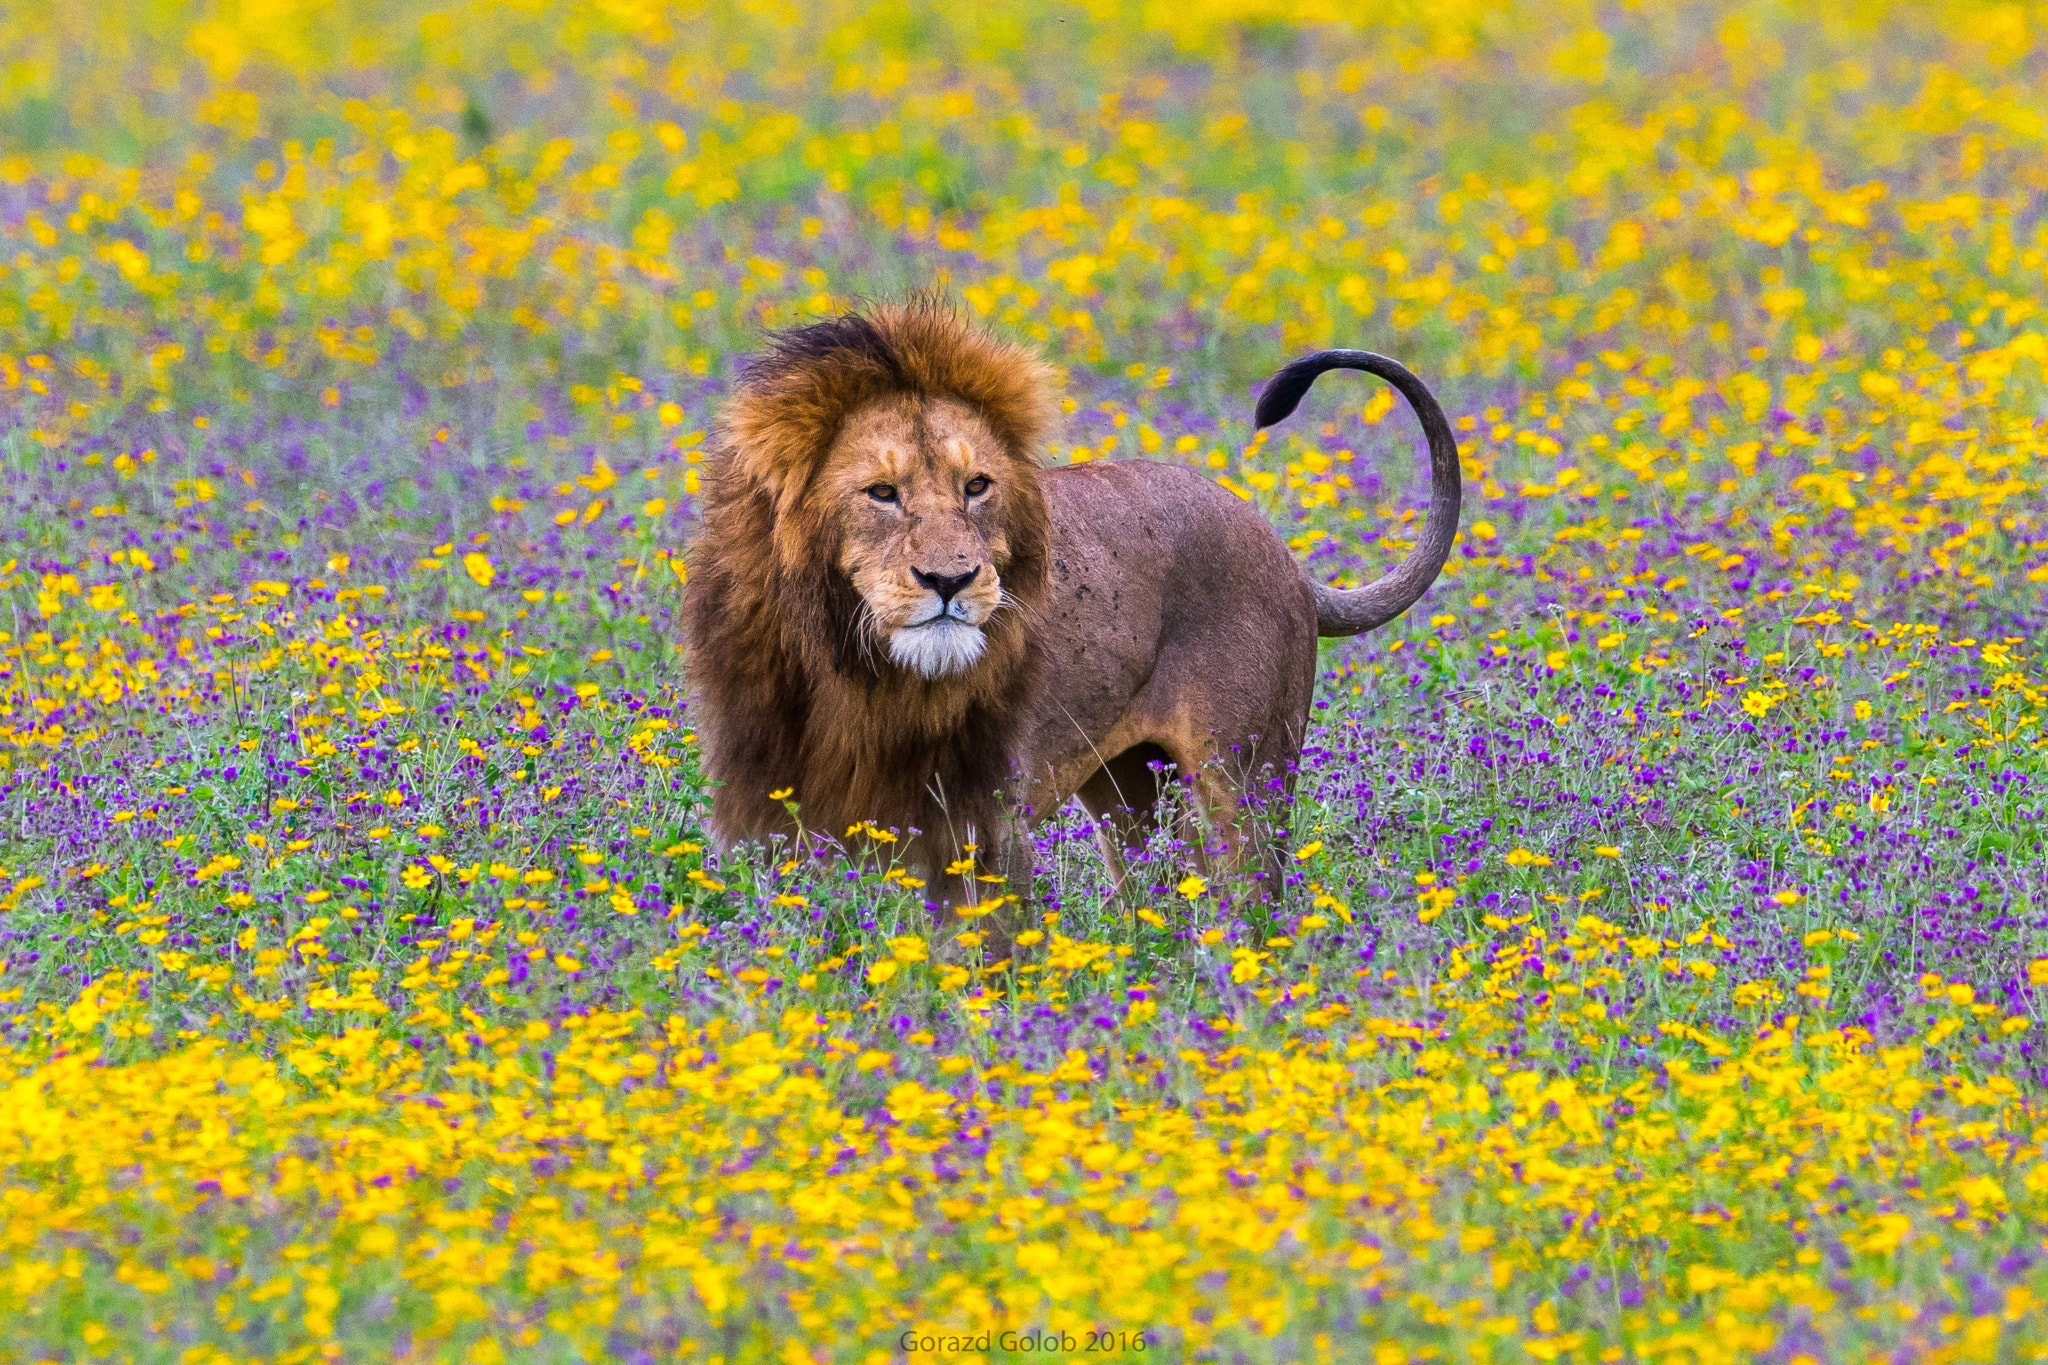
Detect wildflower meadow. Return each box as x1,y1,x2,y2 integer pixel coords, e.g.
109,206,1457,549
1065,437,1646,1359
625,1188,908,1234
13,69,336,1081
5,0,2048,1360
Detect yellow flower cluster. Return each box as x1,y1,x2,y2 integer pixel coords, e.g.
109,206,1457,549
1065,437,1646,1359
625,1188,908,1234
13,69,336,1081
3,922,2044,1362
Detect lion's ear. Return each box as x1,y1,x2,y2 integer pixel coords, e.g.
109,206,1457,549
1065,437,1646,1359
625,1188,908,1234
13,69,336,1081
717,397,830,504
732,450,789,504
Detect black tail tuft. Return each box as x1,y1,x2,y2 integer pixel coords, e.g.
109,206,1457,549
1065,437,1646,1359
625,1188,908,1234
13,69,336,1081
1253,355,1334,430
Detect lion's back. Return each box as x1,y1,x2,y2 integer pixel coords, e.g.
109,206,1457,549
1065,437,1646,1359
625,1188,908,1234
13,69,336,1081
1038,458,1315,633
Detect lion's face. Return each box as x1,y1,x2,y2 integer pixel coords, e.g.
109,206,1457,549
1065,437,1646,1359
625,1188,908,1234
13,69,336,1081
825,395,1017,679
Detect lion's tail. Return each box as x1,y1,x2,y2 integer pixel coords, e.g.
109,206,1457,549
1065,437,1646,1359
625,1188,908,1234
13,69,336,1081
1253,350,1462,638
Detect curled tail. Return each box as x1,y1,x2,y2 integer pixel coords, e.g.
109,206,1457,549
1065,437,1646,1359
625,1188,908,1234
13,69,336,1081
1255,350,1462,638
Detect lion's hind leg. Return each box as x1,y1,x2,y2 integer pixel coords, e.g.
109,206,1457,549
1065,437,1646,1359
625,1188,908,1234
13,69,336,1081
1183,737,1302,906
1074,742,1175,898
1076,740,1290,906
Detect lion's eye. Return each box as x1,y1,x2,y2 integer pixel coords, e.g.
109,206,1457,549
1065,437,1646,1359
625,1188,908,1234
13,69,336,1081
865,484,898,504
964,475,991,498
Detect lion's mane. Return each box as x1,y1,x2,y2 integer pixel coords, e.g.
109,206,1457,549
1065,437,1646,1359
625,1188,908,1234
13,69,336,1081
685,301,1060,864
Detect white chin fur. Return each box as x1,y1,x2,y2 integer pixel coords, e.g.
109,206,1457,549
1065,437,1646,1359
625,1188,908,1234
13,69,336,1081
888,620,987,678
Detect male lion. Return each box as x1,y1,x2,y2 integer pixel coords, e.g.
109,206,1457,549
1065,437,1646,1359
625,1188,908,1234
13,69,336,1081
685,301,1458,932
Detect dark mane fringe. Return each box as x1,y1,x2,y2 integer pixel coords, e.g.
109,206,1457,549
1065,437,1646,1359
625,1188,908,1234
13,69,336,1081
684,299,1059,873
746,310,907,391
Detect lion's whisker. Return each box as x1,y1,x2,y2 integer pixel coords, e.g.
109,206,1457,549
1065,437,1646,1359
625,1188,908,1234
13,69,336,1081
989,588,1039,627
848,599,884,664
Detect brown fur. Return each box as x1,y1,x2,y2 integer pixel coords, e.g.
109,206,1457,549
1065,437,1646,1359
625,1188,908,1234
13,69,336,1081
685,301,1060,881
687,302,1461,936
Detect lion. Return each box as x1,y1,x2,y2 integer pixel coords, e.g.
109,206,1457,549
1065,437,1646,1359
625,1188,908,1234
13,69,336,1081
684,300,1459,936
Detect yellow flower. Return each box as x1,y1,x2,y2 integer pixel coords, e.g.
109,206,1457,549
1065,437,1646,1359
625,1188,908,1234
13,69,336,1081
1177,874,1207,899
1015,1243,1060,1273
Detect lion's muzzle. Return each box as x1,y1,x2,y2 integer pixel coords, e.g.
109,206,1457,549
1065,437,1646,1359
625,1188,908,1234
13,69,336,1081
885,563,1001,677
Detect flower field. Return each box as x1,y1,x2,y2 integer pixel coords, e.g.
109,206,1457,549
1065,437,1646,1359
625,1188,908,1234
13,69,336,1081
5,0,2048,1359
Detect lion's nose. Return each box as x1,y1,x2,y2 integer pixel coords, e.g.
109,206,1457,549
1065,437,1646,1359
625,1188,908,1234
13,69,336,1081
912,565,980,604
